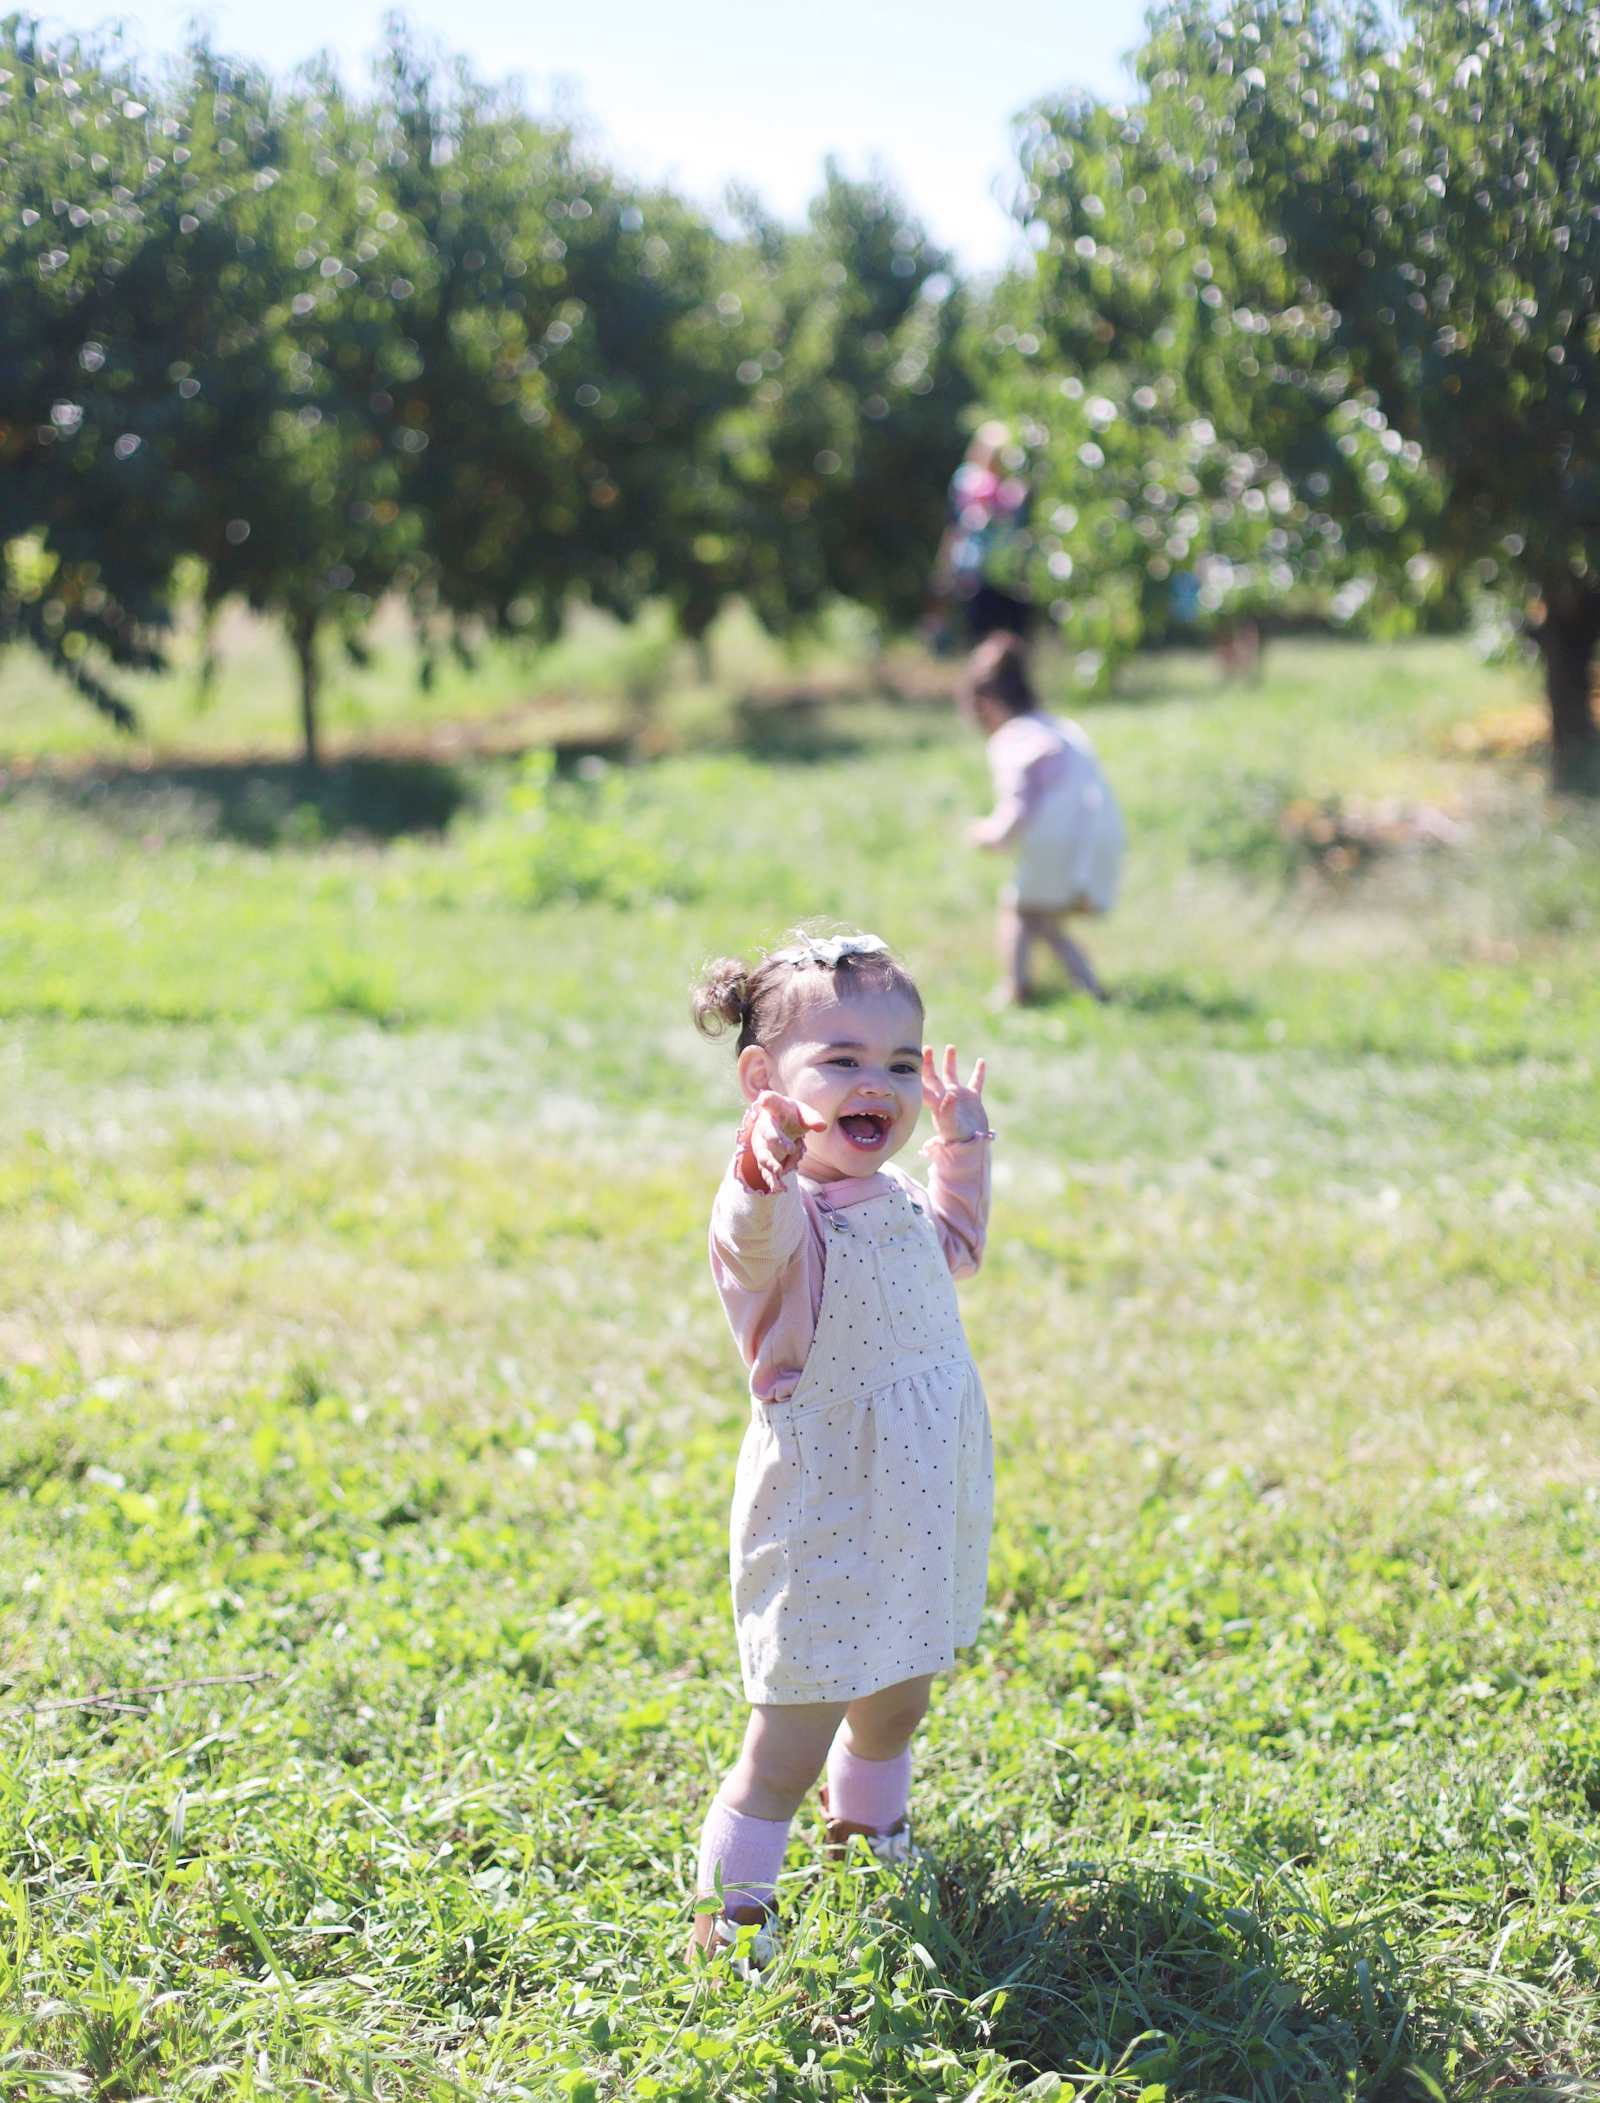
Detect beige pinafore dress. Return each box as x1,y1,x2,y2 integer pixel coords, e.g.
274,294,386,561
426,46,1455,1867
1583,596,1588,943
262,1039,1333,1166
730,1174,994,1705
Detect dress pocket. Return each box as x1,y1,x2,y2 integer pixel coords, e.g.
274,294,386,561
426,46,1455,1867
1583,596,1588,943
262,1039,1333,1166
872,1209,965,1353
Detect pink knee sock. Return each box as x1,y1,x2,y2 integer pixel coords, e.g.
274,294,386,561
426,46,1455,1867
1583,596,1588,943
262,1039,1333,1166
826,1741,913,1831
695,1797,792,1912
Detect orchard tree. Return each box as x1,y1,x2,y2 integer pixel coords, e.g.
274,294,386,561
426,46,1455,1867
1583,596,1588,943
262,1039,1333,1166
368,32,749,681
802,167,973,632
714,166,971,640
1135,0,1600,787
517,163,973,665
184,55,427,767
4,17,973,758
0,22,185,724
567,180,748,664
0,28,427,763
374,37,609,658
978,76,1442,686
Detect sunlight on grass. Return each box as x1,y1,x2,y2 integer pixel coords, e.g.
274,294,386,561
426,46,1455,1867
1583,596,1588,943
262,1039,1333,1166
1,636,1598,2098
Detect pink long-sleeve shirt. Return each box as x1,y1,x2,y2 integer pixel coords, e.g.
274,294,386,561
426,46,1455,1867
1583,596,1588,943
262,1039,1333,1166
972,710,1085,849
709,1135,991,1404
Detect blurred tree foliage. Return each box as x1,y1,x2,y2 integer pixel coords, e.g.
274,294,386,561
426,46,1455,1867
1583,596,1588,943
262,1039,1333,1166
713,168,969,646
0,18,973,760
1177,0,1600,789
376,36,733,667
976,83,1442,684
1,20,189,726
978,0,1600,786
179,58,430,768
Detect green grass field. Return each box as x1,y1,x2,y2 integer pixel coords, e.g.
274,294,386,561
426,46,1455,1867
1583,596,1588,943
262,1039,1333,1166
1,629,1598,2100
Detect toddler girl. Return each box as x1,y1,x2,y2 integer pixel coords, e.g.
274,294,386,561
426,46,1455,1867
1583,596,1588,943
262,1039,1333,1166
965,632,1124,1005
688,931,994,1969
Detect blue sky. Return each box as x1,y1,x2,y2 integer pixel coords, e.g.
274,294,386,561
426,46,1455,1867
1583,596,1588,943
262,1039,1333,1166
34,0,1151,269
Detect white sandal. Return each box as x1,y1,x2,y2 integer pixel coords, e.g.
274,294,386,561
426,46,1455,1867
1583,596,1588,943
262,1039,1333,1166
860,1822,921,1868
821,1785,923,1868
707,1912,781,1973
688,1906,781,1976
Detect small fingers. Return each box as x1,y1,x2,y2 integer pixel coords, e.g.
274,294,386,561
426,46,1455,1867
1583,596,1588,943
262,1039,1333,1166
969,1054,987,1095
758,1091,825,1140
943,1043,959,1088
763,1147,799,1191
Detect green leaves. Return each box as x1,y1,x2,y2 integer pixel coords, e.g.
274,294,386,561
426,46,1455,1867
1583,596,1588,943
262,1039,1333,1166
2,24,969,769
978,0,1600,774
976,47,1451,692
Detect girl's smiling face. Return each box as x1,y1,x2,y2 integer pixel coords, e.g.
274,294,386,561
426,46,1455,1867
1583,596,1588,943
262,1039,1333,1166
737,983,925,1185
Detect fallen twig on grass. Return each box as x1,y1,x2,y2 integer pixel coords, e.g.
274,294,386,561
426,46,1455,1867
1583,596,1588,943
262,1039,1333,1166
0,1670,275,1716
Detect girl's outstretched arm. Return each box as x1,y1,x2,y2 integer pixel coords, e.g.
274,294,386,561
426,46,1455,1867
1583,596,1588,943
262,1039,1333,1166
710,1102,831,1394
970,798,1024,850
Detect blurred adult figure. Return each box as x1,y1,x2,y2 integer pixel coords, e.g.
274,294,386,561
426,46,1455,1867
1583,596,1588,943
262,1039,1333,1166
928,422,1033,648
1214,617,1263,683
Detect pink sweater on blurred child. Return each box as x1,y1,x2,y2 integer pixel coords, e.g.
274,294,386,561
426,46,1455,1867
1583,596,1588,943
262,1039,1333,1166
972,709,1081,848
709,1137,991,1405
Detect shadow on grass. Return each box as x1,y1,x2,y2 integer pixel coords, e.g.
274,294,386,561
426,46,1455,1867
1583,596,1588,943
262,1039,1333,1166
1115,973,1260,1024
1106,627,1373,708
730,693,871,765
729,689,955,765
9,753,471,845
896,1846,1569,2101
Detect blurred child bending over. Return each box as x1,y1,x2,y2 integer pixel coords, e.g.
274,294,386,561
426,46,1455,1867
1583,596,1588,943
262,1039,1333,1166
965,633,1124,1005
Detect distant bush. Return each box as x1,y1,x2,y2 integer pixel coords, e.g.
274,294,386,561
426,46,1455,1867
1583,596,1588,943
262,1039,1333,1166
389,749,701,910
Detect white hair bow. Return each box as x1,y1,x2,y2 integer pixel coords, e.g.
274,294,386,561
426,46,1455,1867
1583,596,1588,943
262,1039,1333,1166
772,933,889,967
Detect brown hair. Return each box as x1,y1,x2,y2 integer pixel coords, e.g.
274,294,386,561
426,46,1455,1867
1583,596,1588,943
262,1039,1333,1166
961,631,1036,717
692,931,923,1055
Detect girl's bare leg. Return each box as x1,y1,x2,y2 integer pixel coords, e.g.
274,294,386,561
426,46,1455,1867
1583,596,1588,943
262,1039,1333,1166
719,1698,849,1822
694,1681,935,1945
1026,910,1109,1001
715,1676,934,1821
690,1699,847,1948
997,897,1034,1004
838,1673,934,1760
718,1675,934,1818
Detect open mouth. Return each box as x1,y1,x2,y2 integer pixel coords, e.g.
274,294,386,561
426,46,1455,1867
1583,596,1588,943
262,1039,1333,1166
838,1111,892,1149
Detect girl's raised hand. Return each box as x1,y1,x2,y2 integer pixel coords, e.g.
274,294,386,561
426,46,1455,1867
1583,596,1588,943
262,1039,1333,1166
738,1089,827,1194
922,1044,990,1144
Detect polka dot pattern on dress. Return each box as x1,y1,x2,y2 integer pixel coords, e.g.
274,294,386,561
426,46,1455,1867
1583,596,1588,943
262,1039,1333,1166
731,1180,995,1707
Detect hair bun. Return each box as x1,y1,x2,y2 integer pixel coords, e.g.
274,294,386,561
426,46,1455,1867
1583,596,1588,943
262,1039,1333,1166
691,957,752,1040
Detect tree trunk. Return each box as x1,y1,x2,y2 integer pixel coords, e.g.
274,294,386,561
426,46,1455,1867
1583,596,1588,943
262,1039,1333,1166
679,593,717,684
1538,581,1600,794
290,608,321,771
